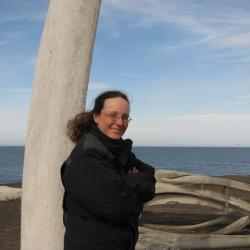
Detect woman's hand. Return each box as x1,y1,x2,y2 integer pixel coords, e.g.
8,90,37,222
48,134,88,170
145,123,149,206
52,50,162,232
128,167,139,174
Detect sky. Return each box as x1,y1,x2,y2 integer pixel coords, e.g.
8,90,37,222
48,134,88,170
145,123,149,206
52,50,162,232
1,0,250,146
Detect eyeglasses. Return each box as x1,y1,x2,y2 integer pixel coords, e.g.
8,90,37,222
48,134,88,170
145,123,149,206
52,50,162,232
101,112,132,123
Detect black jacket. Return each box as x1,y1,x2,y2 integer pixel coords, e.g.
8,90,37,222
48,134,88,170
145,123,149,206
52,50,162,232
61,128,155,250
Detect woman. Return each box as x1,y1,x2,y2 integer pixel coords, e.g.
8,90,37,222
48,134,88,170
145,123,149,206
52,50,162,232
61,90,156,250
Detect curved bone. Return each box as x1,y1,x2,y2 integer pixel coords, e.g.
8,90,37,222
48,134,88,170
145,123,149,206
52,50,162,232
157,176,250,193
137,170,250,249
211,216,249,235
141,216,229,231
156,182,250,212
138,227,250,249
146,194,235,212
157,174,250,192
156,169,190,178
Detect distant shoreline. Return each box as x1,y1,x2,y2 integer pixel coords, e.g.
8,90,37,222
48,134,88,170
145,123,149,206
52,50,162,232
0,183,22,187
2,174,250,186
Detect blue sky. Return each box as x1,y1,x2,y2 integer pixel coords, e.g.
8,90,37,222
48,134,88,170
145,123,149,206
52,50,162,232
1,0,250,146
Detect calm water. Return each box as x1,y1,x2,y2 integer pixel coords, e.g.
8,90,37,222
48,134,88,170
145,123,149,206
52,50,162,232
0,146,24,184
0,146,250,184
134,147,250,176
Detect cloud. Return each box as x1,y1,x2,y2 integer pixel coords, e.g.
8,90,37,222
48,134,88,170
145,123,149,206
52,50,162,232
101,0,250,61
0,103,28,146
3,88,32,94
0,31,22,46
119,73,146,79
110,30,121,39
0,0,48,23
224,100,249,106
219,32,250,48
140,113,250,123
126,113,250,146
238,95,250,100
88,82,113,90
214,95,250,106
103,0,250,36
0,12,46,22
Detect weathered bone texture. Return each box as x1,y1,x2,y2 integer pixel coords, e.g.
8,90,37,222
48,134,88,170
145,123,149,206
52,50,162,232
0,186,22,201
146,194,235,211
21,1,101,249
211,216,250,235
137,227,250,249
138,169,250,249
156,170,250,192
142,216,229,231
156,182,250,212
155,169,250,212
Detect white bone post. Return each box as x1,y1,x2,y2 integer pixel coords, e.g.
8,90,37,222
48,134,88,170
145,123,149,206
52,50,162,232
21,1,101,249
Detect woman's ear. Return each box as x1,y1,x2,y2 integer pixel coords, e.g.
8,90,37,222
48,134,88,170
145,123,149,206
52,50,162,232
93,113,99,124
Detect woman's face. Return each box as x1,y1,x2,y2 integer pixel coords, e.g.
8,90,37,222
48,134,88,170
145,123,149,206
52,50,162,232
93,97,130,139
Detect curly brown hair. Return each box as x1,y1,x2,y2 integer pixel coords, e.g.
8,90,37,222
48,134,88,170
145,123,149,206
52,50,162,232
67,90,130,142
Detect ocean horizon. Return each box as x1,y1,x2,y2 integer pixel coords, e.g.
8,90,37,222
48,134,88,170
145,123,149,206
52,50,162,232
0,146,250,184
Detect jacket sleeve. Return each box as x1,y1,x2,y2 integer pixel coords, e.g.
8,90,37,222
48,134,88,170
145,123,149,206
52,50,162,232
123,155,156,203
62,149,143,225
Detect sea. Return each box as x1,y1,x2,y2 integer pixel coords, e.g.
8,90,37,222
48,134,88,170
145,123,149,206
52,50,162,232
0,146,250,184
